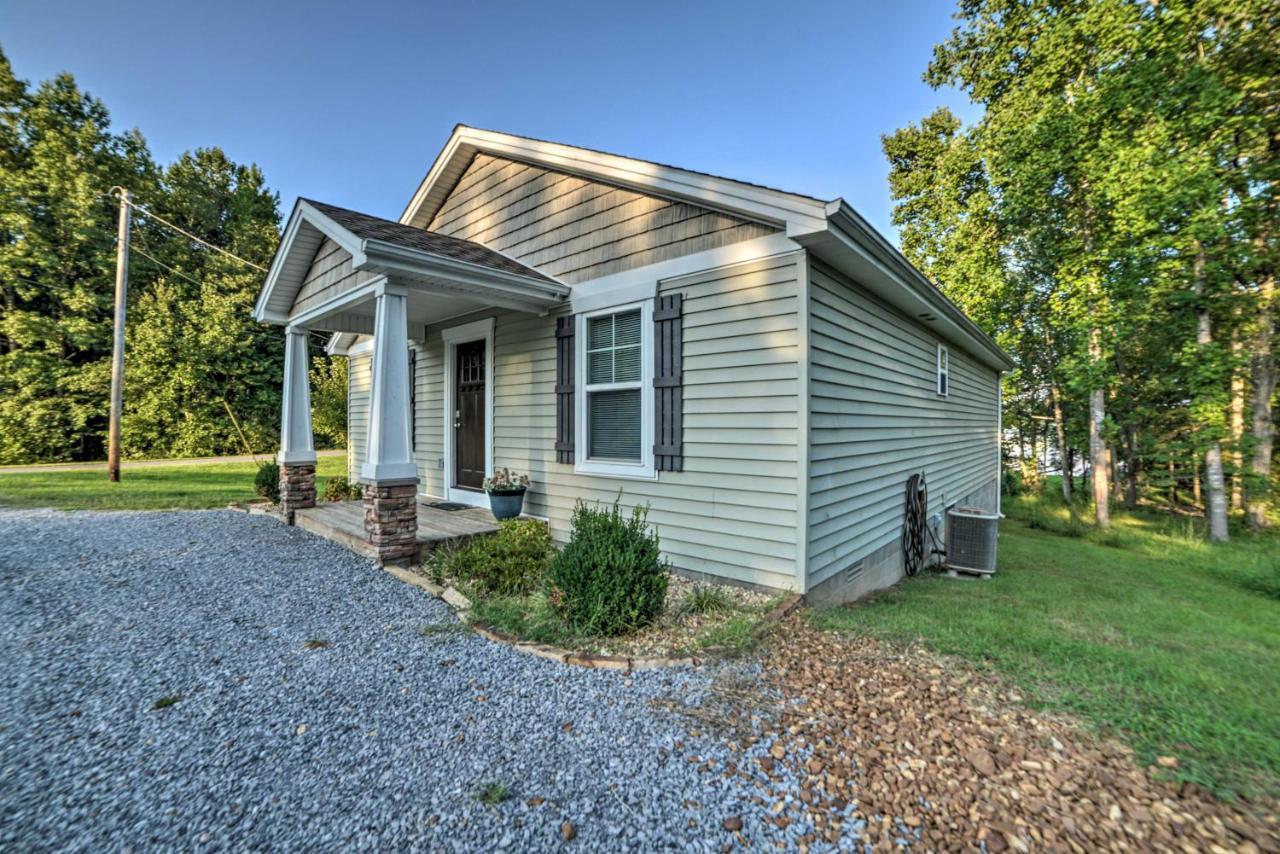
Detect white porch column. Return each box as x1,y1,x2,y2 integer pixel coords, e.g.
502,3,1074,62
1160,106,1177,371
278,326,315,465
361,283,418,484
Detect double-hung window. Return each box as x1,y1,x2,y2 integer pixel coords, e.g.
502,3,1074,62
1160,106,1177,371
936,344,950,397
576,301,655,478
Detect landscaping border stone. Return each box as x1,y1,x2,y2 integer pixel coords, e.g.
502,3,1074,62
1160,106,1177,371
377,563,804,670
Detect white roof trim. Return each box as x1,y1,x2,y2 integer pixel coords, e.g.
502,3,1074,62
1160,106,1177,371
399,125,832,234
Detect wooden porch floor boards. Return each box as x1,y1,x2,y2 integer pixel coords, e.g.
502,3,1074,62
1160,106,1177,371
293,499,498,562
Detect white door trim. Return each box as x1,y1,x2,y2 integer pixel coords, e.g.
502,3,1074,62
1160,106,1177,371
441,317,495,507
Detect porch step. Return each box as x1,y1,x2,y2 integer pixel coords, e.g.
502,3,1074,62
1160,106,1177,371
292,500,500,563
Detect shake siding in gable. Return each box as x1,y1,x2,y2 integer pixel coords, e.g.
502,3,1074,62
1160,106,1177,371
806,259,999,588
293,238,376,315
347,347,372,482
427,153,779,285
414,252,804,591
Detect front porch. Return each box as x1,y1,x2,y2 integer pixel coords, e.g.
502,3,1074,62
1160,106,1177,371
294,499,499,563
254,198,569,562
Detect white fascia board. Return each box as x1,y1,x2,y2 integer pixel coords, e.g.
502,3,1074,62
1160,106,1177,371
254,203,306,322
400,126,831,234
359,240,570,311
255,199,367,324
286,278,382,329
801,203,1014,372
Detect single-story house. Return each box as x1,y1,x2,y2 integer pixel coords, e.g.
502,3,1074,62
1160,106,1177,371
253,125,1012,602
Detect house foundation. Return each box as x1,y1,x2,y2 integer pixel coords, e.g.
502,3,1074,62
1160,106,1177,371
362,483,419,563
279,462,316,522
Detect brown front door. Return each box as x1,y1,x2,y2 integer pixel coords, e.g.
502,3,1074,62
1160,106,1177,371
454,339,486,490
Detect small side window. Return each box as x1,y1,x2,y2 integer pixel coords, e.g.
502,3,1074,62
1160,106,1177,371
936,344,949,397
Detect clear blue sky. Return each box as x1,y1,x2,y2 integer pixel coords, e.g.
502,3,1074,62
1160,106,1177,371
4,0,979,243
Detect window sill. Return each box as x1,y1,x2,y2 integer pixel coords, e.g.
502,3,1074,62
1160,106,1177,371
573,459,658,481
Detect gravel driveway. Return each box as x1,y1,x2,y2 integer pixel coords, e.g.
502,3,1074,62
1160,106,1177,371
0,509,848,852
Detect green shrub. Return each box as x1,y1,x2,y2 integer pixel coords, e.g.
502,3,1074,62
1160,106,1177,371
547,498,668,636
322,476,362,501
254,461,279,503
444,518,552,596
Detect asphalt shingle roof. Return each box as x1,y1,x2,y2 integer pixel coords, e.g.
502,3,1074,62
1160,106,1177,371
302,198,557,284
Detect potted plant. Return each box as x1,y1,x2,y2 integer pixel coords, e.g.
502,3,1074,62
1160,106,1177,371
483,468,530,520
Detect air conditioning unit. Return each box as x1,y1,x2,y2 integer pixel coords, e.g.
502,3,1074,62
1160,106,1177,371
946,507,1000,576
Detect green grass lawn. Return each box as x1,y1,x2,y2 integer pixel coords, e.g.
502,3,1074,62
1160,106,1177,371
0,456,348,511
810,492,1280,800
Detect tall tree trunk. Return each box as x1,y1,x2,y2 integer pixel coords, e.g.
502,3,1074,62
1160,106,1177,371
1125,426,1139,509
1168,458,1178,507
1194,242,1229,542
1247,269,1276,528
1050,383,1071,503
1066,448,1075,498
1193,453,1203,506
1089,327,1110,528
1230,333,1245,510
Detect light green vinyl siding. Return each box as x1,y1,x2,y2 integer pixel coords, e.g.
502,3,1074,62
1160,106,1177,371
806,259,999,588
413,253,803,591
427,153,779,285
347,346,372,481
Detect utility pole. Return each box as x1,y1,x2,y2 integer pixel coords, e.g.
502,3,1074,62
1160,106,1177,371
107,187,131,482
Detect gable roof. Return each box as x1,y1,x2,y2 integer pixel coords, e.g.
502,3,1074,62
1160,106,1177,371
302,199,557,284
396,125,1013,371
253,197,566,324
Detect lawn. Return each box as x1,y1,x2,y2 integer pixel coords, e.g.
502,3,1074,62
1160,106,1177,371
0,456,348,511
811,491,1280,799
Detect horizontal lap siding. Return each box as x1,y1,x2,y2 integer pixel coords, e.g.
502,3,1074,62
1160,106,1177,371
475,254,802,590
347,348,372,481
413,337,445,498
428,153,779,284
806,260,998,588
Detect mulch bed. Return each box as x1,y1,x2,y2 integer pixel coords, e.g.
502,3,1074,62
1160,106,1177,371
748,617,1278,852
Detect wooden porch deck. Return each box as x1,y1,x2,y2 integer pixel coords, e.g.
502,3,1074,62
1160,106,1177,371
293,499,499,562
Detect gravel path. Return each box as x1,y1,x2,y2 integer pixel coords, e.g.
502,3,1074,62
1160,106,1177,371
0,509,850,852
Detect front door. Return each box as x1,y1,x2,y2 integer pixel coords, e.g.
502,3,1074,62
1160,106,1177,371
453,339,486,490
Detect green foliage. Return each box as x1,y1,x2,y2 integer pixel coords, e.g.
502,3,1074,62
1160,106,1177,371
254,461,279,503
440,518,552,596
547,499,668,637
884,0,1279,536
322,476,361,502
310,355,347,449
0,46,284,464
812,497,1280,798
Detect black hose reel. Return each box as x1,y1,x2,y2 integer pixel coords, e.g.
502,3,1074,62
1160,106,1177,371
902,473,943,576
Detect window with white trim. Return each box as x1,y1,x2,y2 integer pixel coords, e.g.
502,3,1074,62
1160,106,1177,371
576,301,655,478
936,344,950,397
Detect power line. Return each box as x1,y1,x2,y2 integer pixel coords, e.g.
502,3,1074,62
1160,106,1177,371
105,188,268,273
130,245,206,289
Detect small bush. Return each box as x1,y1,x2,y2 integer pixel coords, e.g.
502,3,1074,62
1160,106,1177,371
444,518,553,596
254,462,280,503
323,476,361,502
547,498,668,636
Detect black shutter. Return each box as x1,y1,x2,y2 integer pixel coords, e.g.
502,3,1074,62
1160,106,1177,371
653,294,683,471
555,314,575,464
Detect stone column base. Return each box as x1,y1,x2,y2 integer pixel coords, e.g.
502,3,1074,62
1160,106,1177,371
279,462,316,523
363,483,419,564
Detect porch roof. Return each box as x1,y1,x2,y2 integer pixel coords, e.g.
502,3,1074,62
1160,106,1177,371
253,198,568,326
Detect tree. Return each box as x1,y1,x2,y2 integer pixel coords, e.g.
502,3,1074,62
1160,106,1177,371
310,353,348,449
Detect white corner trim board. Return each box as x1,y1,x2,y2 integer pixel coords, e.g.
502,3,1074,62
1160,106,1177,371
440,317,495,507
